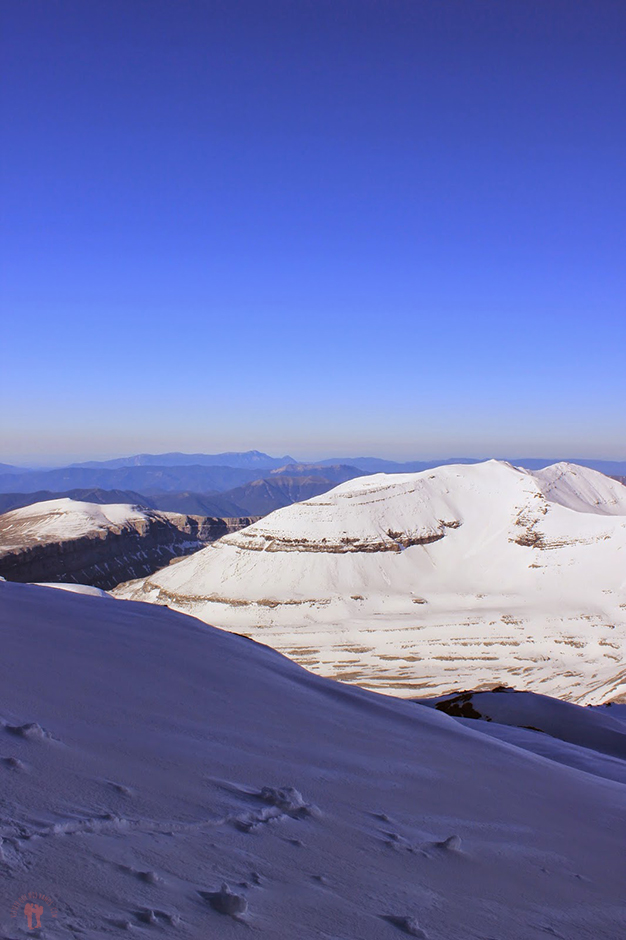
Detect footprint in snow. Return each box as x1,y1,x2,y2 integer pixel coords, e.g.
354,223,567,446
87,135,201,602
117,864,161,885
433,834,462,852
420,834,462,856
5,722,53,741
134,908,180,926
382,830,414,852
383,914,428,937
200,883,248,918
234,785,320,832
108,781,133,796
258,785,320,818
1,756,27,771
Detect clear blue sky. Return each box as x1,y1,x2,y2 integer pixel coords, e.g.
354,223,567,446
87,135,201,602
2,0,625,464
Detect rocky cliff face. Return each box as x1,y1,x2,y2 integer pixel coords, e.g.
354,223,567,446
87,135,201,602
0,500,256,590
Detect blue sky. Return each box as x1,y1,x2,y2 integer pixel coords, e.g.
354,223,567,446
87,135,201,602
2,0,625,464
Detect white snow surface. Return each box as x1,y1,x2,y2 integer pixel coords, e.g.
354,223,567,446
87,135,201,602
115,461,626,705
0,498,149,549
35,581,110,597
0,580,625,939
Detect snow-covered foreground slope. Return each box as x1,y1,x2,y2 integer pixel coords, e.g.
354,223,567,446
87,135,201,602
115,461,626,704
0,581,624,939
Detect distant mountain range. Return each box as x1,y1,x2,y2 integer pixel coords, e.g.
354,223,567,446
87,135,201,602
1,450,624,519
68,450,296,470
0,464,262,495
0,466,365,517
4,449,626,476
0,462,27,473
148,469,365,517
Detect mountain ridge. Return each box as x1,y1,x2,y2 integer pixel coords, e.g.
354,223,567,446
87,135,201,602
0,498,255,589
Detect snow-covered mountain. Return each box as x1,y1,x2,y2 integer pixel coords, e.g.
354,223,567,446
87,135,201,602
115,461,626,704
0,498,254,589
0,580,624,938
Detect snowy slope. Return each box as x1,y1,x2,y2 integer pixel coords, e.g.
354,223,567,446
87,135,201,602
0,498,255,590
115,461,626,704
533,462,626,515
0,497,150,549
0,581,624,939
416,688,626,785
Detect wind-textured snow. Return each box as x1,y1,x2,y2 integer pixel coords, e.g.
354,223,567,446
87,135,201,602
0,581,624,939
115,460,626,704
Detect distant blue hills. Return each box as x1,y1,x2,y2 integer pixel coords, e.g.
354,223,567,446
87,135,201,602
68,450,297,471
0,451,624,517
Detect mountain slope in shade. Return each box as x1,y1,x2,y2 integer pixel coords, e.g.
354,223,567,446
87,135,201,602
0,581,624,939
136,467,366,516
270,463,365,482
203,474,362,517
115,461,626,705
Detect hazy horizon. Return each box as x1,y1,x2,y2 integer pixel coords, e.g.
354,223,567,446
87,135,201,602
4,444,626,471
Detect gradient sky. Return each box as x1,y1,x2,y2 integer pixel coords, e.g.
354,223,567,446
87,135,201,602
2,0,625,464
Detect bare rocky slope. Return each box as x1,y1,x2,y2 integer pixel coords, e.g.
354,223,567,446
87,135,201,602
0,499,255,589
